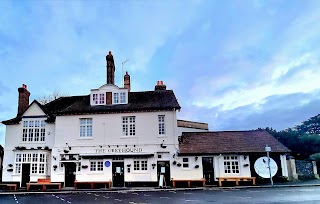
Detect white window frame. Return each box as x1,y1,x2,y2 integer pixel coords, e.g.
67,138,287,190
120,92,126,103
90,160,103,172
14,152,48,175
99,93,105,104
22,119,46,142
133,159,148,171
122,116,135,136
80,118,93,138
92,93,98,104
224,156,240,174
158,115,165,135
114,92,119,104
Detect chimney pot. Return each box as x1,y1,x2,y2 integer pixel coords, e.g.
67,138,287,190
155,81,166,91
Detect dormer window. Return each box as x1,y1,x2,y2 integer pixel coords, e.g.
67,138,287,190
93,94,98,104
114,93,119,103
99,93,105,104
92,93,105,105
120,92,126,103
90,84,128,106
114,92,126,104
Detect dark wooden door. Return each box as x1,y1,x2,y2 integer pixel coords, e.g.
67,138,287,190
64,163,76,187
157,161,171,186
21,163,30,187
202,157,214,185
112,162,124,187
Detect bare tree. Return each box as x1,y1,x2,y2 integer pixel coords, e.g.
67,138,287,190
38,90,68,105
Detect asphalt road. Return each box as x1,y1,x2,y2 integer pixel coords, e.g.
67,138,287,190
1,187,320,204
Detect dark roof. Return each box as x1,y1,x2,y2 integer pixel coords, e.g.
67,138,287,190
179,130,290,155
2,90,180,125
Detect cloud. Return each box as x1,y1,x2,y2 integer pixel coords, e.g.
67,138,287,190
178,90,320,131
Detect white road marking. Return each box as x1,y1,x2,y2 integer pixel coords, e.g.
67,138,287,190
185,200,200,202
160,197,169,199
114,198,122,201
103,196,109,198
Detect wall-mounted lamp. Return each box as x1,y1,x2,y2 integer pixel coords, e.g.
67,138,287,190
117,145,119,148
152,163,156,169
195,156,198,161
66,143,71,150
173,154,176,158
125,145,127,147
99,145,103,148
134,145,136,147
53,156,56,160
244,155,248,160
108,145,110,148
160,140,167,149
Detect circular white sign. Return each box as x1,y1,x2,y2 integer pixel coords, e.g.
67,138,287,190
254,156,278,178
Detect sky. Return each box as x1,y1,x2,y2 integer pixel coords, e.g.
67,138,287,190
1,0,320,145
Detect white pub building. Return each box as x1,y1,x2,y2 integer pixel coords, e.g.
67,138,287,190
1,52,290,188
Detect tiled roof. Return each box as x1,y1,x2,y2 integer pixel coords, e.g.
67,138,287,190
2,90,180,125
179,130,290,155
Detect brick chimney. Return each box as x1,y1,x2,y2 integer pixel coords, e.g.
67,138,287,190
106,51,115,85
124,71,131,92
155,81,166,91
17,84,30,116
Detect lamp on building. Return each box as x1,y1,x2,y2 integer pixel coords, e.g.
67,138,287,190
66,143,72,150
160,140,167,149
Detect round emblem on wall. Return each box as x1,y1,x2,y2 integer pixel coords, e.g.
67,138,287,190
254,156,278,178
105,161,111,167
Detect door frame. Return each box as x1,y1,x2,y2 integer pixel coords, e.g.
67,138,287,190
112,161,124,187
64,162,76,187
21,163,31,187
157,161,171,187
202,157,215,185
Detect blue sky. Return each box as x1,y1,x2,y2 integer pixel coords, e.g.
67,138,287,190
1,0,320,145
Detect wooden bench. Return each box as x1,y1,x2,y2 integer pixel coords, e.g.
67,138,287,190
217,177,256,187
74,180,112,189
0,183,17,191
27,179,61,191
171,178,206,188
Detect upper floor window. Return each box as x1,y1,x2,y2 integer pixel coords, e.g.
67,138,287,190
114,92,126,104
114,93,119,103
22,120,45,142
93,94,98,104
120,92,126,103
99,93,105,104
80,118,92,138
224,156,239,174
158,115,165,135
92,93,105,105
122,116,135,136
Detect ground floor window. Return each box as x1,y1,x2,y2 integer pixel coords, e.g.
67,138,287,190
14,152,49,175
90,160,103,171
133,159,148,171
224,156,239,174
182,158,189,168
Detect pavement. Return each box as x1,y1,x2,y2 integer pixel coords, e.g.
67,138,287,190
1,179,320,195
